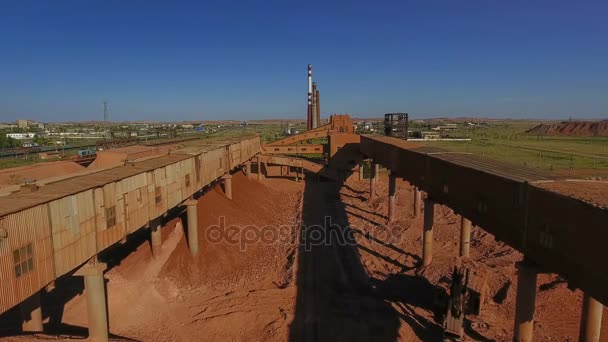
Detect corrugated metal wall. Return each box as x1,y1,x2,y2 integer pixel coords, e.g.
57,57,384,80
121,173,150,233
179,158,196,200
0,205,55,314
165,162,183,209
0,136,261,315
49,190,97,277
94,183,126,252
146,168,168,220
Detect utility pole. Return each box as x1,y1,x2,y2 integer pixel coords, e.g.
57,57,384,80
103,100,109,122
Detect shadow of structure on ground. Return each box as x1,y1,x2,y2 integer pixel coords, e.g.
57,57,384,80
288,145,444,341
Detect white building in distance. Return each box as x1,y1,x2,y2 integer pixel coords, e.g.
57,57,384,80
6,133,36,140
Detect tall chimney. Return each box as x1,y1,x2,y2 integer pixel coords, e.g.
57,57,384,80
312,82,318,129
315,88,320,127
307,64,313,130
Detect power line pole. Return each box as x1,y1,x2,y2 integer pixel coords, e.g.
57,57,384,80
103,100,109,122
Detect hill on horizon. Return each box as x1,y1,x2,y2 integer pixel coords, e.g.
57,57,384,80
526,119,608,137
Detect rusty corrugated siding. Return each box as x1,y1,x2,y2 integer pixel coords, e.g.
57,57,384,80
0,137,263,315
146,168,168,220
0,205,54,313
49,190,97,277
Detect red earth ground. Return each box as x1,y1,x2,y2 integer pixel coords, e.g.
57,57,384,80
2,172,607,341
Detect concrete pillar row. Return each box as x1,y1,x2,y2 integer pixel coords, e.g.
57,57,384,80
422,197,435,267
185,199,199,256
74,262,109,342
222,174,233,200
459,216,472,258
20,291,43,333
388,171,397,222
579,294,604,342
245,162,252,179
413,187,422,217
151,222,162,258
513,260,538,342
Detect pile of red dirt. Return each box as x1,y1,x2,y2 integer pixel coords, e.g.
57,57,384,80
88,145,175,169
24,172,304,342
527,120,608,137
0,161,85,188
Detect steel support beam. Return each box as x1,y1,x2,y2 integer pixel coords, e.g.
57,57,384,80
579,294,603,342
460,216,472,258
20,291,43,333
513,260,538,342
422,197,435,267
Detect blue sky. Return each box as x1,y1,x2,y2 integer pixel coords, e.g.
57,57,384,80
0,0,607,122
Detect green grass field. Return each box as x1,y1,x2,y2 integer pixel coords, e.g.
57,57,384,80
420,121,608,175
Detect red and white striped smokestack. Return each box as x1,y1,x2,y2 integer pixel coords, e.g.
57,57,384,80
307,64,313,130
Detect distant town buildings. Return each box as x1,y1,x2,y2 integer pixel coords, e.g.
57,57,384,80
431,123,458,131
17,119,29,129
6,132,37,140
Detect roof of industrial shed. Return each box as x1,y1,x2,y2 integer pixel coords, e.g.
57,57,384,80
0,153,192,217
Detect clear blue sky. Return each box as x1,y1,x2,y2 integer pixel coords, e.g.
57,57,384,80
0,0,606,122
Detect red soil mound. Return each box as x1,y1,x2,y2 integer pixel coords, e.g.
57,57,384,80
527,120,608,137
0,161,85,187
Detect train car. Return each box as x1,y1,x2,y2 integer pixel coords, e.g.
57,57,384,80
77,148,97,158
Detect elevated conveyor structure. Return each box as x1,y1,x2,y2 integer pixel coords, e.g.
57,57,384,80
360,134,608,307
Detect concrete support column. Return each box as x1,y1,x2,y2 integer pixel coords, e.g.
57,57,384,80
245,162,252,179
369,162,377,199
222,174,233,200
20,291,43,332
422,197,435,267
358,162,364,181
257,160,262,181
579,294,603,342
388,171,397,222
513,260,538,342
185,199,199,256
151,222,162,258
413,187,422,217
374,163,380,183
74,263,109,342
459,216,472,258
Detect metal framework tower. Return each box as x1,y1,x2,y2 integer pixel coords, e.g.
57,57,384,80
384,113,409,139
